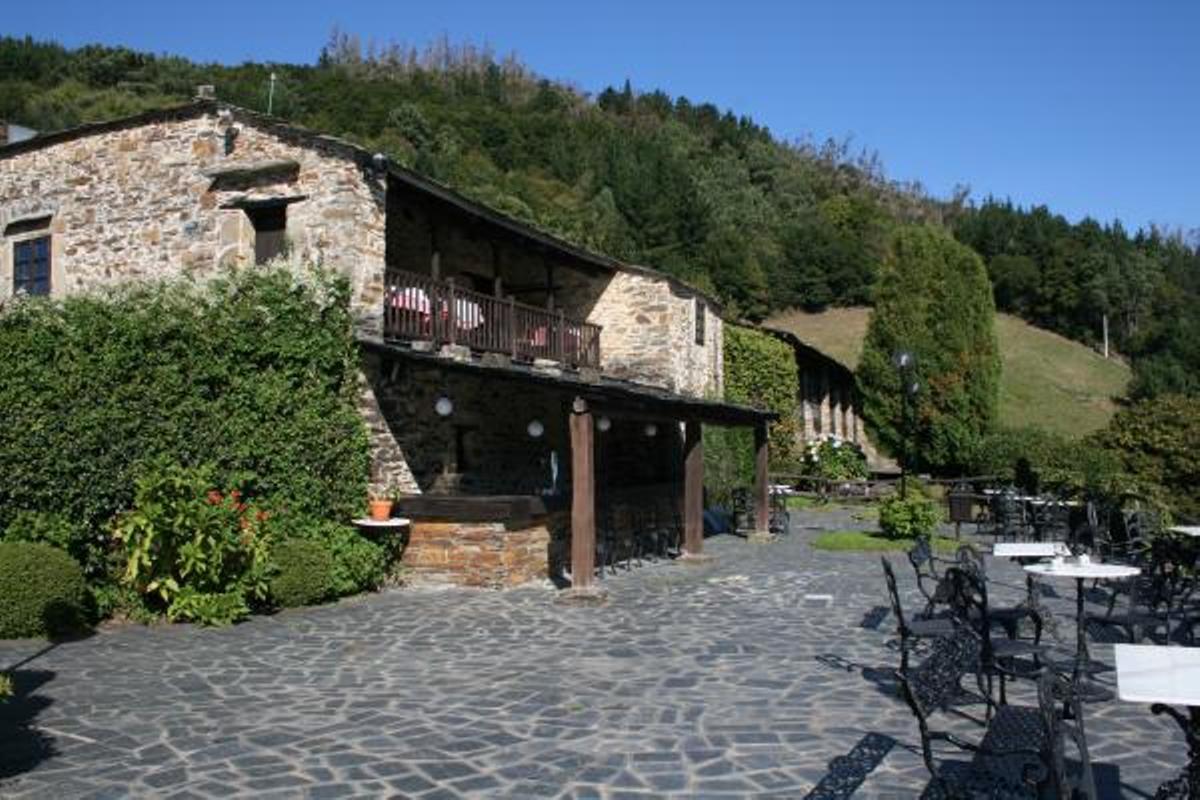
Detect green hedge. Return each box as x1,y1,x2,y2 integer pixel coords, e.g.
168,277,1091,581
270,538,335,608
0,541,90,638
706,324,800,504
0,266,370,576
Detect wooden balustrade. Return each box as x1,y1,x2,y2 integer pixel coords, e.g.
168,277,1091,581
383,269,602,369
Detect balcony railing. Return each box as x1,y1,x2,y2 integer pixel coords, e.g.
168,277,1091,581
383,269,602,369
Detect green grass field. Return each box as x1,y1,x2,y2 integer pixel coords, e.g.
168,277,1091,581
810,530,959,553
766,307,1130,439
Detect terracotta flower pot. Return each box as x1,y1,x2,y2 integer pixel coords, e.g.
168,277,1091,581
368,498,394,521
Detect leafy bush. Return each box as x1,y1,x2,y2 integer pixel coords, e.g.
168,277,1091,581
0,672,11,700
802,436,868,481
967,425,1126,498
858,225,1001,474
91,583,159,625
112,463,272,626
0,266,369,562
0,541,90,638
0,510,107,579
879,492,942,540
264,512,387,596
1094,395,1200,518
270,539,335,608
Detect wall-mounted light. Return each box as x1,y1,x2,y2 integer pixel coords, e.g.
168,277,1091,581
527,420,545,438
597,416,612,432
434,396,454,417
644,422,658,437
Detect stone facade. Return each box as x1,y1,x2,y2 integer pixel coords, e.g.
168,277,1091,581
0,110,388,330
0,104,730,586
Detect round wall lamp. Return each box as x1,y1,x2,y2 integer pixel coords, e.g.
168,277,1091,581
644,422,658,437
527,419,545,438
596,416,612,432
434,396,454,417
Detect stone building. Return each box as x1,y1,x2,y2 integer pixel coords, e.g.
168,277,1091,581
760,327,896,474
0,99,773,588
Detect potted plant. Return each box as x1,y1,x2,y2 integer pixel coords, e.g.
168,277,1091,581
367,489,394,521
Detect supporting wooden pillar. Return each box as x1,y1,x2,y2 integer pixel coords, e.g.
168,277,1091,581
570,396,595,589
753,421,770,537
801,371,816,440
683,419,704,556
819,367,831,436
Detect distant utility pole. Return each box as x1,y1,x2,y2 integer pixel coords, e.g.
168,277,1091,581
267,72,277,115
1102,313,1109,359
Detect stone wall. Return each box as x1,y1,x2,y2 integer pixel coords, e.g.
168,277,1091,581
402,517,558,588
563,268,724,399
0,111,388,330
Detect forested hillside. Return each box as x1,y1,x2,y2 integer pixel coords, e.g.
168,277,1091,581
1,33,1196,398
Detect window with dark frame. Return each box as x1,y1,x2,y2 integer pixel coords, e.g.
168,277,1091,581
245,205,287,265
694,296,706,345
13,235,51,296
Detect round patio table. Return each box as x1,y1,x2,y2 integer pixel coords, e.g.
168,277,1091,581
1024,561,1140,702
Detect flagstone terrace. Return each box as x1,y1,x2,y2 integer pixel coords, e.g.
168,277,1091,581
0,508,1185,798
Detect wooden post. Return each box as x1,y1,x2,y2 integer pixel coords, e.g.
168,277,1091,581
819,367,831,436
684,419,704,556
570,396,595,589
446,277,457,347
508,295,518,360
754,421,770,537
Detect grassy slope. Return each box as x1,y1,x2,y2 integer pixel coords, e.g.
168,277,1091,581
766,307,1131,439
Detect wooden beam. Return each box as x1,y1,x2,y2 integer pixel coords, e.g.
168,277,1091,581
570,396,595,589
684,419,704,555
754,421,769,534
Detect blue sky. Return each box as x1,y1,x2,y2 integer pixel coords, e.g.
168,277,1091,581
6,0,1197,233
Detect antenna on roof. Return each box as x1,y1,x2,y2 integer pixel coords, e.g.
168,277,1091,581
267,72,277,115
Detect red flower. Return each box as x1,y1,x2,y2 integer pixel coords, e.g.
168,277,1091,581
206,490,223,505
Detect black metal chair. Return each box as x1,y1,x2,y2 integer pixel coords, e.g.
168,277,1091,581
882,556,958,672
987,489,1029,542
896,628,1095,799
943,564,1046,711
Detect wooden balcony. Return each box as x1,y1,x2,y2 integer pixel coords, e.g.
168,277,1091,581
383,269,602,369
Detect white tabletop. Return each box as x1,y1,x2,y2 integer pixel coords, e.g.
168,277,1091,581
1024,561,1140,580
1114,644,1200,706
352,517,412,528
1169,526,1200,538
994,542,1070,558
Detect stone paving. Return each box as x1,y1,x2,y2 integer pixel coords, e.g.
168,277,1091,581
0,506,1189,798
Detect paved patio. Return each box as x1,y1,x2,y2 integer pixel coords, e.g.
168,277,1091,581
0,506,1188,798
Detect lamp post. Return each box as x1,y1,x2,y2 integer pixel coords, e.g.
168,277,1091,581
892,351,919,499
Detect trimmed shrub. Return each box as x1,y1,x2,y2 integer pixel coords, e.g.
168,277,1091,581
1093,394,1200,518
264,512,387,597
0,266,369,560
858,225,1000,474
879,492,942,540
270,539,335,608
967,425,1126,498
113,463,272,626
0,541,90,638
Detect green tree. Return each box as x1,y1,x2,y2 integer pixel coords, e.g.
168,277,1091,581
857,225,1000,473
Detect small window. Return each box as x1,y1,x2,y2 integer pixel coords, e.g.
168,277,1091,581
246,205,287,265
694,297,706,345
13,236,51,296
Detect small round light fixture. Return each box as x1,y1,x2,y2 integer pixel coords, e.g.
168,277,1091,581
644,422,658,437
434,396,454,417
527,419,545,439
597,416,612,433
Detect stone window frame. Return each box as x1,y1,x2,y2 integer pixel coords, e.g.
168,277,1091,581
1,214,66,301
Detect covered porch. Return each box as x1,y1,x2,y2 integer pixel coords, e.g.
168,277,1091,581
358,339,776,589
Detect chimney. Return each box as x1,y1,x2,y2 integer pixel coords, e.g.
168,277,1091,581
194,85,216,101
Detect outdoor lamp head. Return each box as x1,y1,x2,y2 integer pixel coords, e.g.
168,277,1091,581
644,422,658,437
527,419,545,439
434,396,454,417
893,351,914,370
596,416,612,432
908,380,921,396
